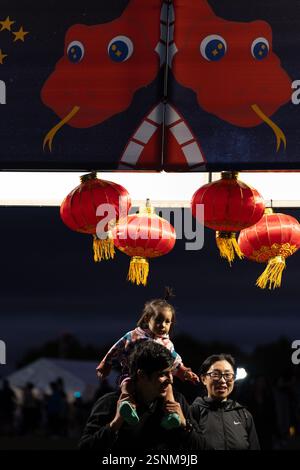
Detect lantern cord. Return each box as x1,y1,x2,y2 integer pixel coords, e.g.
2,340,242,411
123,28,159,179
256,256,286,290
128,257,149,286
93,233,115,262
216,233,244,265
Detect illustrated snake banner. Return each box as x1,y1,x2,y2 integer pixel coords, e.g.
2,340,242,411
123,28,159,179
0,0,300,171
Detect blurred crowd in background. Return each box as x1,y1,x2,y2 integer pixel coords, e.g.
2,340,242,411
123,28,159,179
1,368,300,450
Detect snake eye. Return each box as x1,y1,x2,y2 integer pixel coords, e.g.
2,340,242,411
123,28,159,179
67,41,85,63
108,35,134,62
200,34,227,61
251,37,269,60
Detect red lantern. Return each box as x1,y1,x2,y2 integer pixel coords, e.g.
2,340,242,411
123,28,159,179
112,200,176,285
238,209,300,289
60,172,131,261
191,171,265,264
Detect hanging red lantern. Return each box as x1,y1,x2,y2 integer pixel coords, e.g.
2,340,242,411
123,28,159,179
191,171,265,264
112,200,176,285
238,208,300,289
60,172,131,261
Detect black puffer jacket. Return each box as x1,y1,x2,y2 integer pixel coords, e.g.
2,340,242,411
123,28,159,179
191,397,260,450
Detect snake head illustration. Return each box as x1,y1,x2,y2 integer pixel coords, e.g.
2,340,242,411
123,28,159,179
41,0,161,150
173,0,291,150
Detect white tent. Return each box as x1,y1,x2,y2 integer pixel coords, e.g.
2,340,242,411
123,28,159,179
5,357,116,402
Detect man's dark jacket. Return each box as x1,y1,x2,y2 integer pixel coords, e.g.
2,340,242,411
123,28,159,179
79,391,207,452
191,396,260,450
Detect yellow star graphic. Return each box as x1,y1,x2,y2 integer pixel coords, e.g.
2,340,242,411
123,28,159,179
12,26,29,42
0,16,15,31
0,49,8,64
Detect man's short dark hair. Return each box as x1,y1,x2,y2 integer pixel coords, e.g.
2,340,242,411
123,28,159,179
129,341,174,380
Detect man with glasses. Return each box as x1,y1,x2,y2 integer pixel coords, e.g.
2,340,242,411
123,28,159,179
191,353,260,450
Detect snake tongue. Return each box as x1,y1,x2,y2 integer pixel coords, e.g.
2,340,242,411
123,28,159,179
251,104,286,152
43,105,80,152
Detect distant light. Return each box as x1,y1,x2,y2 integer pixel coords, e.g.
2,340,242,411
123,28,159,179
235,367,247,381
73,391,81,398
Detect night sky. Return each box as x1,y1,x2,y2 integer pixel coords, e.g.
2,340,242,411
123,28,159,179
0,205,299,376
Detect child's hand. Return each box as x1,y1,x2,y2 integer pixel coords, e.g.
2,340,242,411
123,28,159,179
96,361,111,379
184,370,200,383
96,369,105,380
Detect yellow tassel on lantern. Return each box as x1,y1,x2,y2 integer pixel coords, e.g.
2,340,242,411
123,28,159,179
128,256,149,286
93,232,115,262
216,231,244,265
256,255,286,290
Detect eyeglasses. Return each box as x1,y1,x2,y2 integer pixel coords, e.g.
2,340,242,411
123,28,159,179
205,372,235,382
